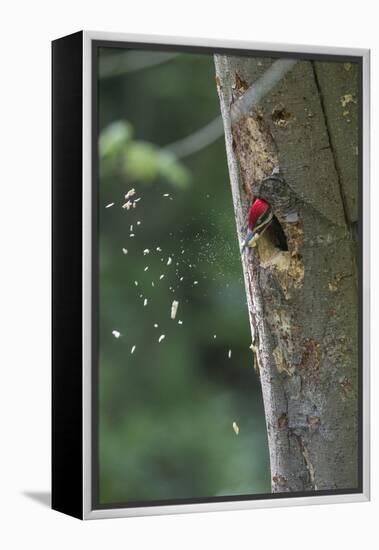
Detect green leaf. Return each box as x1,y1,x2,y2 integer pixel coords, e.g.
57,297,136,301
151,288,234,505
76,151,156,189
124,142,159,181
99,121,133,158
100,120,191,188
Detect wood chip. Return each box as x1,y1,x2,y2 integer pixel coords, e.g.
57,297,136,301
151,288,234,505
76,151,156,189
340,93,356,107
171,300,179,319
125,188,136,199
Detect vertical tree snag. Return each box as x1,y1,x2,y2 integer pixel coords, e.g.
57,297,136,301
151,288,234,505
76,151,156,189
214,55,359,492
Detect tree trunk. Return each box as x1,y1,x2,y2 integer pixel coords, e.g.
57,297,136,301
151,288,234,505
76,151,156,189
214,55,358,492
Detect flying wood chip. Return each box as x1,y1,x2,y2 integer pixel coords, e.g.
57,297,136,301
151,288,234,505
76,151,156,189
171,300,179,319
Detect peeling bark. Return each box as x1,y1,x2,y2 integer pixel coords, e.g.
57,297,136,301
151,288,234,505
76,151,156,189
215,55,358,492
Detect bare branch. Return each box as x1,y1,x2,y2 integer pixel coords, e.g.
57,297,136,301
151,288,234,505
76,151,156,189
164,60,297,160
231,59,298,123
164,115,224,159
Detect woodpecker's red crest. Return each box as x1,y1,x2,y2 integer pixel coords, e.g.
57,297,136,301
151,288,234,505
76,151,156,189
248,198,271,231
241,198,273,254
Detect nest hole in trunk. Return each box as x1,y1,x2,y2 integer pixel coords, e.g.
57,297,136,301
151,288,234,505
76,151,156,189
268,216,288,251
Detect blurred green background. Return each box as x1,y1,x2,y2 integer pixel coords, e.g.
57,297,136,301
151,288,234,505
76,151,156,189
97,47,270,505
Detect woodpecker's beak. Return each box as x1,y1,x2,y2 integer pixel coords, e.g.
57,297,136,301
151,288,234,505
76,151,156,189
241,229,255,254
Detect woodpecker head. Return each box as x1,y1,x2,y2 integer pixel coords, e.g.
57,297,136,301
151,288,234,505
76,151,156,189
241,197,273,254
248,198,271,231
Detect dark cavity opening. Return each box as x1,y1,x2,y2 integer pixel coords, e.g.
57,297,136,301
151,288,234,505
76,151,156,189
271,106,291,128
269,216,288,251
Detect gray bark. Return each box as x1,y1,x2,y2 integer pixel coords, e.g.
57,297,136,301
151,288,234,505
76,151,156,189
215,55,358,492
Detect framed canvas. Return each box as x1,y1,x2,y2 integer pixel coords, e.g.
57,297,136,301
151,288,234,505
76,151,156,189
52,30,370,520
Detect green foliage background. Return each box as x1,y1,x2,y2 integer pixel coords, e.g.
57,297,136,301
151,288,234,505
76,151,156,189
97,47,270,504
